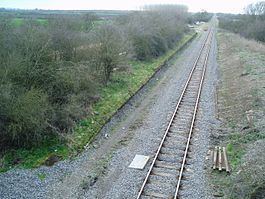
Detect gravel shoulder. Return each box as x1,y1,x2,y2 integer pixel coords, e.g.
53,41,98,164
178,28,219,199
81,29,216,199
0,30,217,199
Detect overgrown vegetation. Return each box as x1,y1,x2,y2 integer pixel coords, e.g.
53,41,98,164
188,10,213,23
218,1,265,42
214,30,265,198
72,32,196,151
0,5,193,170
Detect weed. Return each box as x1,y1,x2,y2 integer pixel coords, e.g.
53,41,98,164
0,140,69,172
80,179,91,190
214,29,265,198
71,32,196,150
0,31,196,172
226,142,244,169
37,173,46,181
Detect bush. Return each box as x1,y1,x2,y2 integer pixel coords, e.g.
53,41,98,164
218,1,265,42
88,23,126,83
0,85,50,148
124,5,188,61
229,140,265,199
0,18,98,148
49,17,81,61
8,89,50,145
189,11,213,23
0,6,189,149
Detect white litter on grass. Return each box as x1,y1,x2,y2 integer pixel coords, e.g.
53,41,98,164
129,155,149,170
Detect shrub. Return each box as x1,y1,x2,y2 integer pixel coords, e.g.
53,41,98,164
0,18,98,148
229,140,265,198
88,22,127,83
82,13,99,32
48,63,97,131
49,18,79,61
0,86,50,148
124,5,188,61
189,11,213,23
0,6,189,149
218,1,265,42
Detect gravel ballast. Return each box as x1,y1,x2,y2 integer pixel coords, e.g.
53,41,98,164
178,28,219,199
0,30,217,199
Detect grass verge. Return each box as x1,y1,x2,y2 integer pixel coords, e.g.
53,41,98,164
212,29,265,198
0,32,197,172
73,32,197,150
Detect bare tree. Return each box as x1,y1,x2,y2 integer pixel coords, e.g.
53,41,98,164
82,13,99,32
245,1,265,16
89,23,126,83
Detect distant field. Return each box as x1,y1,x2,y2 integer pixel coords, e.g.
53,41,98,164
11,18,48,26
0,9,131,20
1,9,125,27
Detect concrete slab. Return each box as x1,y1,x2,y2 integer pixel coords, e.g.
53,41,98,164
129,155,149,170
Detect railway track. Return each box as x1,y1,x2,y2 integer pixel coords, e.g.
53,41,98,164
136,28,214,199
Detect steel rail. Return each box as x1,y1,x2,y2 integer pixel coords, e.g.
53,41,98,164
174,30,213,199
136,29,213,199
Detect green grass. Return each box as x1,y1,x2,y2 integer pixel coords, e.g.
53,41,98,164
226,142,244,169
37,173,46,181
11,18,24,26
0,139,69,172
36,18,48,25
72,32,197,150
0,32,196,172
11,18,48,27
226,129,265,170
213,30,265,198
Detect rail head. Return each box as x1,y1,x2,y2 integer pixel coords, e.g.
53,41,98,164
136,29,213,199
174,30,213,199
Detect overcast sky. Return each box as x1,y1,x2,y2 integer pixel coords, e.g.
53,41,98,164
0,0,260,13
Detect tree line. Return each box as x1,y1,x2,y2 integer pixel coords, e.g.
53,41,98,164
218,1,265,42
